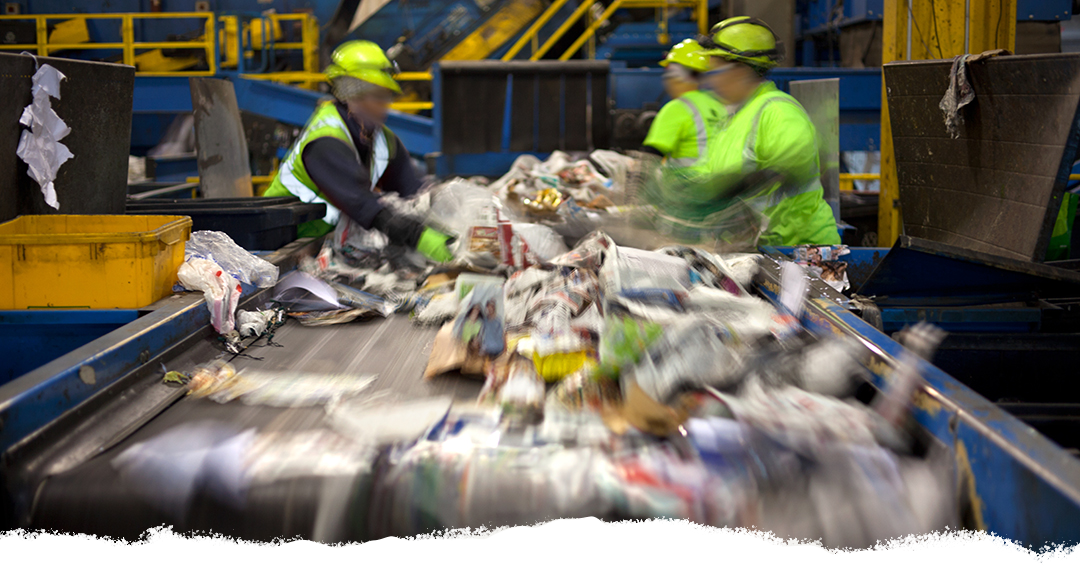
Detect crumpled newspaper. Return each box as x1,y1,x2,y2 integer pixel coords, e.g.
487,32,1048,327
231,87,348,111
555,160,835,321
16,64,72,210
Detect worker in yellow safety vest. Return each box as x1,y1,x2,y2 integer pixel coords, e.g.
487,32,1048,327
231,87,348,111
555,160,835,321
265,40,455,262
641,39,724,171
697,17,841,246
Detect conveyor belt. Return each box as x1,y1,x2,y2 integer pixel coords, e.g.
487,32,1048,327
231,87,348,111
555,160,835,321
27,316,482,541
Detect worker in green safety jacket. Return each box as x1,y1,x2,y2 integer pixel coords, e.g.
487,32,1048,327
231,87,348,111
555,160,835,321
641,39,724,171
264,40,455,262
696,17,841,246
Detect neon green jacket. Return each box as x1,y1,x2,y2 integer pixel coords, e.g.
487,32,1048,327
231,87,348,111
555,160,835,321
643,89,724,171
705,82,840,246
265,101,395,238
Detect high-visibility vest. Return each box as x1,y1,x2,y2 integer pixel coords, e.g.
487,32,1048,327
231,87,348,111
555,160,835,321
265,101,395,237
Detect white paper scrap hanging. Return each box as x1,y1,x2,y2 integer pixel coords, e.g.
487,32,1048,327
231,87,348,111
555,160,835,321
15,63,72,211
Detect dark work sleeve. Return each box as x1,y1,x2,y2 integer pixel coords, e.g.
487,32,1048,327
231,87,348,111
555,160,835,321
376,135,422,198
301,136,384,230
640,145,665,157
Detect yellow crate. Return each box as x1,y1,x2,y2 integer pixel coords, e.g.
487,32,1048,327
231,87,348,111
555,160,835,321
0,215,192,309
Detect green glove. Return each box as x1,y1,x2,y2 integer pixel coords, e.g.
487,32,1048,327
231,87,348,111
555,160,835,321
417,227,455,263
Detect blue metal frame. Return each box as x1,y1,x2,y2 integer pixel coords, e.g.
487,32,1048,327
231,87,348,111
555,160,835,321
754,257,1080,547
0,295,210,453
0,310,142,385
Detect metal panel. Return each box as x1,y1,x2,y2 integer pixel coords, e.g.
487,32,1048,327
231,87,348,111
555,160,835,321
858,236,1080,304
0,53,133,223
789,78,840,223
190,78,254,199
884,54,1080,262
434,60,609,176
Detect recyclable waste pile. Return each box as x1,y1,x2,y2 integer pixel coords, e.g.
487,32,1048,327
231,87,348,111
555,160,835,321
147,166,958,548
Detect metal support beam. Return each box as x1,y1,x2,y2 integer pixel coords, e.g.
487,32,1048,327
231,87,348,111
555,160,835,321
879,0,1018,247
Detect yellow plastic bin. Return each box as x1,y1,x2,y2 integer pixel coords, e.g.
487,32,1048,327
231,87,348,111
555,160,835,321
0,215,192,309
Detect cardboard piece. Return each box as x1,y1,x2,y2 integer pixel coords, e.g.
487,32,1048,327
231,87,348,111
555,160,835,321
602,381,692,437
423,322,489,379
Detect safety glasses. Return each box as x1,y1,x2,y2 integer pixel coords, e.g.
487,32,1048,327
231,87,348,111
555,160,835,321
700,63,737,79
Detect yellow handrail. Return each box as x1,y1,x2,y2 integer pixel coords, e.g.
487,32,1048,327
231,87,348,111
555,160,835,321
501,0,574,61
0,11,319,80
558,0,624,61
0,13,217,75
239,70,435,109
530,0,596,60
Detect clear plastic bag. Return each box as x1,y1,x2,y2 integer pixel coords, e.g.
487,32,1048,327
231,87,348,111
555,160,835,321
236,308,283,338
185,231,279,288
511,223,568,261
178,257,243,334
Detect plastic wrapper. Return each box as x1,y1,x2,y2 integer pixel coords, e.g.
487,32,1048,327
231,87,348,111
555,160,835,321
236,308,284,338
185,360,237,398
626,319,744,403
530,349,589,383
720,253,761,289
178,257,243,334
329,281,395,317
597,316,664,380
452,283,506,357
428,178,501,237
185,231,279,288
511,223,568,261
550,231,616,271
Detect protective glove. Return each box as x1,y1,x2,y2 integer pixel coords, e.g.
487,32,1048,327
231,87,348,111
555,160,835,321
417,228,455,263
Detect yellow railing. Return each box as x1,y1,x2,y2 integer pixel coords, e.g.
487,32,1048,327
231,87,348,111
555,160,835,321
503,0,708,61
0,11,318,79
239,70,435,111
0,12,218,76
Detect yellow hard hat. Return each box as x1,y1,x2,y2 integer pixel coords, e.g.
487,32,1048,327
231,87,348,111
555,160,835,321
659,39,711,73
700,17,783,70
324,40,402,93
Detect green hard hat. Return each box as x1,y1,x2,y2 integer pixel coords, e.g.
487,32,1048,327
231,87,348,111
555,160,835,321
700,16,783,70
325,40,402,93
659,39,711,73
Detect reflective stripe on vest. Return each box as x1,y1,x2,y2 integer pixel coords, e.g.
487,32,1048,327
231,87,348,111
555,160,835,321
668,96,710,168
276,105,391,226
741,94,823,209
